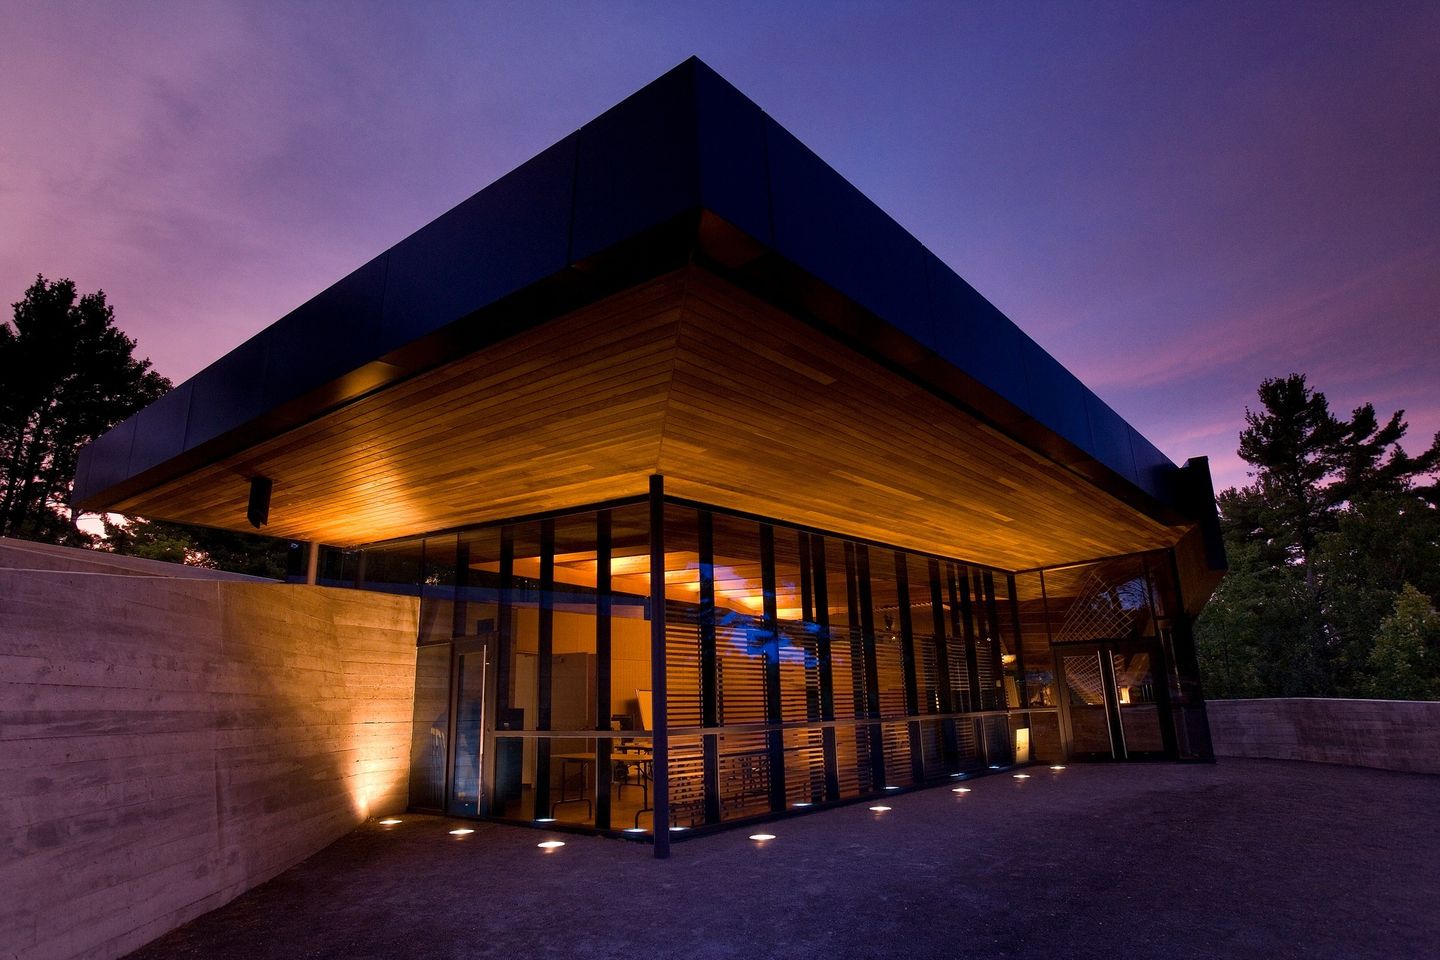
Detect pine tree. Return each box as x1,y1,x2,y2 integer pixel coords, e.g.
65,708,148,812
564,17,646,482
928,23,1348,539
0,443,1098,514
1199,373,1440,697
0,276,170,542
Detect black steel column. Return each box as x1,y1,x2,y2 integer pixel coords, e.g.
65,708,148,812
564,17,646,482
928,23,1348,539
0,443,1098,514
982,571,1010,764
855,544,886,789
493,527,517,813
495,529,515,718
648,476,670,858
928,559,959,770
956,567,986,765
698,510,721,824
759,524,787,812
811,534,840,801
452,537,470,638
893,554,925,783
595,511,613,829
534,519,555,817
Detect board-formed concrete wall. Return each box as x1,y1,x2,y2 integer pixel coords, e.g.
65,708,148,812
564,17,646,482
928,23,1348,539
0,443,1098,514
1208,698,1440,775
0,544,419,960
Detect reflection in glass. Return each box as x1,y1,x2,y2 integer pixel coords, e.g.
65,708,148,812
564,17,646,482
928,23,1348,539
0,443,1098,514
449,647,486,816
382,499,1195,835
408,643,450,810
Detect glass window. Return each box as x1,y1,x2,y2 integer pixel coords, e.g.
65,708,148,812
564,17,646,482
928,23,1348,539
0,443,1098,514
395,496,1127,834
408,643,451,811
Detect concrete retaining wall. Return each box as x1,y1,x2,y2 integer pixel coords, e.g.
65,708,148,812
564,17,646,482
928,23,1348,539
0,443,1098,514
1208,698,1440,775
0,544,419,960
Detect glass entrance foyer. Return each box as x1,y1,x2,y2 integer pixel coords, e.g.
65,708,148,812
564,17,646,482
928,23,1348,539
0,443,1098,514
324,489,1211,843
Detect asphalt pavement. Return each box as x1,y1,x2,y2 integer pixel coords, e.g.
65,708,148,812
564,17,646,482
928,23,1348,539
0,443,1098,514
125,758,1440,960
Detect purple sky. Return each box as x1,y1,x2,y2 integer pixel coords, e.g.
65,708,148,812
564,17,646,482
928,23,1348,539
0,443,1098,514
4,1,1438,492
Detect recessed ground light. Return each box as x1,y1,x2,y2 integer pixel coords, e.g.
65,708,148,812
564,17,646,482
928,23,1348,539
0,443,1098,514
792,802,813,808
1050,765,1066,771
1012,773,1031,779
378,818,402,825
623,827,647,834
988,764,1002,770
951,787,971,794
537,840,565,849
868,805,892,812
749,833,776,841
669,826,688,832
884,785,901,791
950,773,966,779
534,818,556,823
449,828,475,835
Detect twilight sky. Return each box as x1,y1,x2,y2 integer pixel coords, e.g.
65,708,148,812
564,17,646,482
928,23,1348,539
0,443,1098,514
3,0,1437,492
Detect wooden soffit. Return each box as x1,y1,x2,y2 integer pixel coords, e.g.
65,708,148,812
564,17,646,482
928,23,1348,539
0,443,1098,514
110,267,1184,570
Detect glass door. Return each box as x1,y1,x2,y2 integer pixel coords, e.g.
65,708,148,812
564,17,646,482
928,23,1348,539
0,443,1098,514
1059,646,1118,759
447,640,489,816
1057,641,1171,760
1110,646,1168,758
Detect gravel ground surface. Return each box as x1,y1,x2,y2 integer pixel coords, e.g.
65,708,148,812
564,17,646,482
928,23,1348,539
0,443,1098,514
125,758,1440,960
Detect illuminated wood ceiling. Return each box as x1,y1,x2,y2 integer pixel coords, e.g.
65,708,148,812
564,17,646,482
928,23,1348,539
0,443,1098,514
112,267,1185,570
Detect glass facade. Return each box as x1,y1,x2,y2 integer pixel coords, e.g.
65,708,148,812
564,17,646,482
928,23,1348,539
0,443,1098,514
336,494,1206,838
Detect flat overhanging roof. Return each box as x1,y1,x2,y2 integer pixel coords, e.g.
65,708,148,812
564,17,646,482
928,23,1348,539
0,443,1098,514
74,58,1221,571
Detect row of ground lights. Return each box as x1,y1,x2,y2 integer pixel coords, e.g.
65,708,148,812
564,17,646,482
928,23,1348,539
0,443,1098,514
871,765,1066,811
376,766,1069,850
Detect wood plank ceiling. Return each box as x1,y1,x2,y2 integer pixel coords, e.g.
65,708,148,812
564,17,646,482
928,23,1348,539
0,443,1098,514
113,266,1185,570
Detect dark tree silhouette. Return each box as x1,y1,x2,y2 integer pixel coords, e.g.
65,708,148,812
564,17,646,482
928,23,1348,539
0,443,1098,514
0,275,170,543
1198,373,1440,698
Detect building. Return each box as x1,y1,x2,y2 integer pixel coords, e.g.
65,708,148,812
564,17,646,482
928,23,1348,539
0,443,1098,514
74,59,1225,856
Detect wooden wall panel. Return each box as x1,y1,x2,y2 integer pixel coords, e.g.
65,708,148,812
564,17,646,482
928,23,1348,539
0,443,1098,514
0,550,419,960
